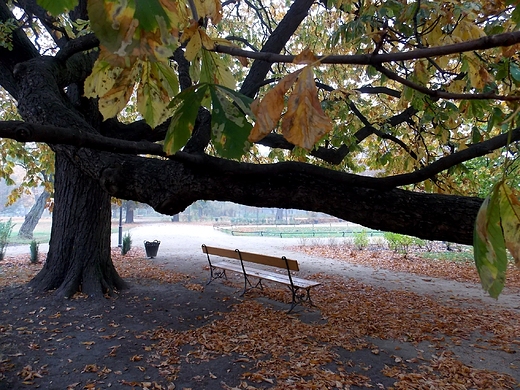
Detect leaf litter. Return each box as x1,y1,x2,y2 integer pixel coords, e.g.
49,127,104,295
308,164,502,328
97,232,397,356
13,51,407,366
0,246,518,388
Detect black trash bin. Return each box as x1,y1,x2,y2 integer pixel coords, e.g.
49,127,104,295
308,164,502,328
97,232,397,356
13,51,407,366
144,240,160,258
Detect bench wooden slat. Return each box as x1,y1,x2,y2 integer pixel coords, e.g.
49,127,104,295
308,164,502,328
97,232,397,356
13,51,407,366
213,261,320,289
202,244,320,312
203,245,299,271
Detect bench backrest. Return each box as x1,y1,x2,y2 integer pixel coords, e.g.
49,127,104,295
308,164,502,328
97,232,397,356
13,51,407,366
202,245,300,271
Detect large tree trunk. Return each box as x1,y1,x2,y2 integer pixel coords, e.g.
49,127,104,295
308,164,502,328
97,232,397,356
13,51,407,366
28,153,126,298
18,190,49,239
14,57,127,298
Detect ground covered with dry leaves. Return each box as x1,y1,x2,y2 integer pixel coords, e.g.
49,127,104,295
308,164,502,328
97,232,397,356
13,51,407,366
0,247,519,389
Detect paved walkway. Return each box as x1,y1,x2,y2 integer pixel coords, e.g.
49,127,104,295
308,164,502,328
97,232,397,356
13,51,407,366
7,222,520,311
123,223,520,312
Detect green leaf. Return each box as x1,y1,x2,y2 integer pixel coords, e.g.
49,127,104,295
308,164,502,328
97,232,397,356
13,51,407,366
487,107,504,133
37,0,78,16
510,62,520,83
87,0,124,53
512,5,520,28
474,183,508,298
471,126,482,144
209,85,252,159
134,0,171,31
498,182,520,268
164,84,209,155
199,51,236,89
137,61,179,128
213,85,254,118
494,60,509,81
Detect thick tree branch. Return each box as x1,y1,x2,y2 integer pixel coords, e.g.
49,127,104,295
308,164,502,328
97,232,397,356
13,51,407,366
0,121,166,156
77,147,483,245
217,30,520,66
0,0,39,98
1,119,518,192
239,0,315,97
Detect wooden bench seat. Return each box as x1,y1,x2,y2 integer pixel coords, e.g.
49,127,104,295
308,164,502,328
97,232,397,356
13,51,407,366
202,244,321,312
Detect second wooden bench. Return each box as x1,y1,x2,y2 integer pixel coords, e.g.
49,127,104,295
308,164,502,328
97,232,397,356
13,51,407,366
202,244,320,312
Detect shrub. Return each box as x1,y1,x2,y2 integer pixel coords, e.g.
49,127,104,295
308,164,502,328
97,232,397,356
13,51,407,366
30,240,39,264
122,232,132,255
0,219,14,261
353,230,369,250
384,232,414,254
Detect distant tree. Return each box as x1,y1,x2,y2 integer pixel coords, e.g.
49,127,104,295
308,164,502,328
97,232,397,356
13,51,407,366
18,190,50,239
124,201,135,224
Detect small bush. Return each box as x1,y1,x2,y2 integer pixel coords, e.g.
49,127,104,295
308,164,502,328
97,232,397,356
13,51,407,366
413,238,434,252
353,230,369,250
30,240,39,264
122,232,132,255
0,219,14,261
384,232,414,254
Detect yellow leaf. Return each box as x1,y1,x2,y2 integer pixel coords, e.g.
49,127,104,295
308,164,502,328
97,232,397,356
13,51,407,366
293,47,317,64
248,70,302,143
137,60,178,128
180,21,199,44
467,58,484,89
98,65,138,120
83,58,123,99
184,29,202,61
281,66,333,150
200,29,215,50
499,182,520,268
209,52,235,89
193,0,222,24
414,59,428,84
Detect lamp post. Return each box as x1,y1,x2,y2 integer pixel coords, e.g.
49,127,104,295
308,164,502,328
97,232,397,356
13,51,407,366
118,205,123,247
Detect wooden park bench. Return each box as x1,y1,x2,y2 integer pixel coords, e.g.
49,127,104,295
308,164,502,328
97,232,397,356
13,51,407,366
202,244,321,312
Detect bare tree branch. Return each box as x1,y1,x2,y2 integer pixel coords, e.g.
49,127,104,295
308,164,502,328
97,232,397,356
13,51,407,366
239,0,315,97
216,30,520,66
374,64,513,101
56,34,100,63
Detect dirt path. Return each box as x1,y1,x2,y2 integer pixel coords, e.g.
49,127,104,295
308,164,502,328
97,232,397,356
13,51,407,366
126,222,520,312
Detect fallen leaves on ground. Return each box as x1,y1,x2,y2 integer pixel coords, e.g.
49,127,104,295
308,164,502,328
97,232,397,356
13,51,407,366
291,245,520,289
148,272,520,389
1,246,519,388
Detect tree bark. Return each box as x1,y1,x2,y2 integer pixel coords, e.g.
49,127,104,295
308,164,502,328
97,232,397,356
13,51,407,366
29,153,126,298
18,190,49,239
15,57,126,298
70,149,482,245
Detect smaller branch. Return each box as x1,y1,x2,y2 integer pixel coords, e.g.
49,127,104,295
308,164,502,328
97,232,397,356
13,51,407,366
316,82,402,98
187,0,200,21
356,86,401,98
225,35,259,52
56,34,100,62
375,64,516,101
